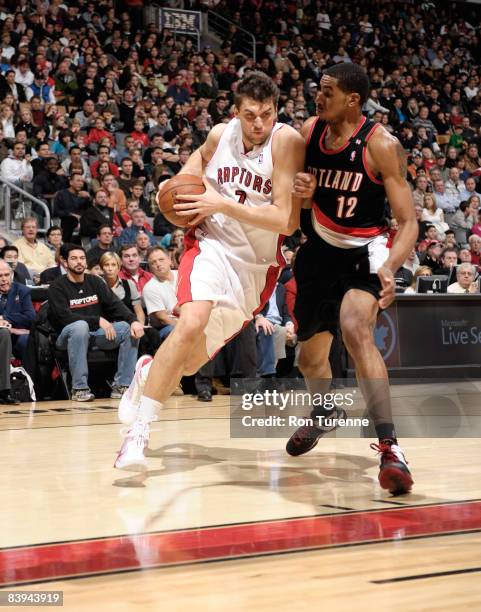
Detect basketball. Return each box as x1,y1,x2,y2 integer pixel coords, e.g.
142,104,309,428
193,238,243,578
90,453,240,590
157,174,205,228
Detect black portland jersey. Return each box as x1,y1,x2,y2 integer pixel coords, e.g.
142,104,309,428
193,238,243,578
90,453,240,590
305,115,388,248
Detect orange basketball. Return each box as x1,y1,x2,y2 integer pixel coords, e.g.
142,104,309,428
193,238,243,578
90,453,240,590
157,174,205,228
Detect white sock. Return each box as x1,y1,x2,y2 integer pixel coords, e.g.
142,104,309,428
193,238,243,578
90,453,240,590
138,395,163,422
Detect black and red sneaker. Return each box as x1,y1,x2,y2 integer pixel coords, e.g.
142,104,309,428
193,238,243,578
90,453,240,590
286,408,347,457
370,441,413,495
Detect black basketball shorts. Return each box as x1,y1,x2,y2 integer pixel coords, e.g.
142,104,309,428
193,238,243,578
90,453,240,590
293,235,387,341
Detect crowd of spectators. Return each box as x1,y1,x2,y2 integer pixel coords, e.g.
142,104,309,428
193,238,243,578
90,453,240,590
0,0,481,400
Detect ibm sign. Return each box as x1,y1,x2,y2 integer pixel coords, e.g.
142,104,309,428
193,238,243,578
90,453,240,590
160,9,201,34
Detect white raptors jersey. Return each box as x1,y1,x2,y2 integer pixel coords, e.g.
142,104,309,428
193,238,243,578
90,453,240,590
201,117,285,267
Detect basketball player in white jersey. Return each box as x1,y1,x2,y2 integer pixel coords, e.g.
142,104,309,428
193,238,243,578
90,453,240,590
114,72,305,470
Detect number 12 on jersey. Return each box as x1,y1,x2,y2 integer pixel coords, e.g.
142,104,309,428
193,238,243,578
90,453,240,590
336,195,358,218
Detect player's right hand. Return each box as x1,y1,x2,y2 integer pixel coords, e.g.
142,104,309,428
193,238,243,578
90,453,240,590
293,172,316,199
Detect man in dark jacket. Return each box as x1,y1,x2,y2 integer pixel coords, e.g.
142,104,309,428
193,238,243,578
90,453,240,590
0,245,31,285
79,189,114,240
53,174,90,242
48,243,144,401
0,259,36,403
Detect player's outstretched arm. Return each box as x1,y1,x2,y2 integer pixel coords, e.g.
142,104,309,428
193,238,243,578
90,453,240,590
175,125,306,234
368,129,418,308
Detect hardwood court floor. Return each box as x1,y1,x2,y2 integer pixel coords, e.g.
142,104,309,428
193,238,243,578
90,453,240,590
1,384,481,610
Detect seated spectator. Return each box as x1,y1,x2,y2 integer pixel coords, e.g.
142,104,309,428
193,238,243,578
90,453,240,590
33,157,68,207
39,249,66,285
136,231,151,261
79,189,114,240
102,173,127,213
459,247,473,263
403,265,433,294
412,175,429,207
450,201,476,246
119,209,157,246
14,217,55,276
445,167,466,204
130,182,152,217
85,117,115,148
53,173,91,242
86,225,115,267
0,141,33,185
433,247,458,282
433,179,459,222
100,252,145,325
395,248,419,289
255,282,295,378
45,226,63,255
61,146,91,180
421,193,449,237
460,176,481,202
470,210,481,238
119,244,153,294
447,263,479,294
420,240,442,269
417,225,440,253
0,258,35,366
130,118,149,148
90,145,119,179
48,243,144,401
468,234,481,267
142,246,178,342
0,246,31,285
117,158,137,197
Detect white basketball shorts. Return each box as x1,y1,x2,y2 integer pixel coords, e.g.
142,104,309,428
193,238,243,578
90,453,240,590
176,232,281,358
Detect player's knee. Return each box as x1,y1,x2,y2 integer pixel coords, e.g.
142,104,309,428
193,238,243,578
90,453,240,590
298,353,328,378
341,319,372,353
175,316,206,344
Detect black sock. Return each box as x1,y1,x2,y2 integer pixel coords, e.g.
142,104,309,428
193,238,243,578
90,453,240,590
375,423,397,445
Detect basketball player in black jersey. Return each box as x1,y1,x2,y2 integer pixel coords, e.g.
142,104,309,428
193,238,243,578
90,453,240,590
286,64,417,495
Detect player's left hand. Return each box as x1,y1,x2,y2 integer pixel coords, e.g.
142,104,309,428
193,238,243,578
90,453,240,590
377,265,395,309
174,178,227,226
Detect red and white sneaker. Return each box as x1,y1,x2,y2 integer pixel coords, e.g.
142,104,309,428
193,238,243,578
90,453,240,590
118,355,153,425
370,441,413,495
114,419,151,471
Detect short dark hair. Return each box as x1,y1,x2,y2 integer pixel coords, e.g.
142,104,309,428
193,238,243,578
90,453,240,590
234,71,280,109
97,224,112,235
146,245,169,259
118,243,139,257
46,225,61,238
60,243,86,260
0,245,18,258
323,64,370,106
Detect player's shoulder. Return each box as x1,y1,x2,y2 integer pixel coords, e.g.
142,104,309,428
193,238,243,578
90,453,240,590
207,121,229,143
367,123,401,153
273,123,305,147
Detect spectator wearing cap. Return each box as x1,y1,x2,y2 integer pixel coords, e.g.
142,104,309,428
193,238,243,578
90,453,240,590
26,73,56,105
434,151,450,181
451,201,477,246
420,240,442,269
447,263,479,294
